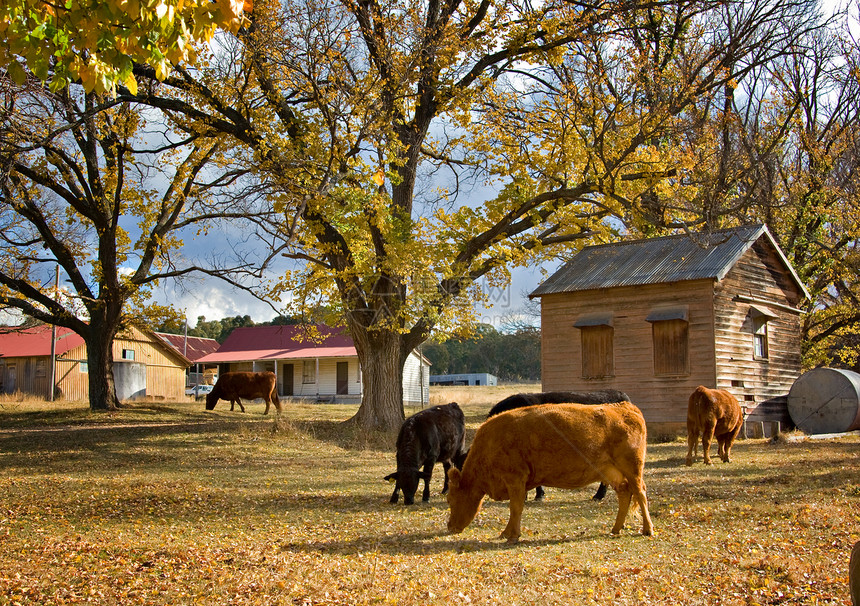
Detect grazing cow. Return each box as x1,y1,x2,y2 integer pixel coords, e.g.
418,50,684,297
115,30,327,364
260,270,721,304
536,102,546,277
851,540,860,606
385,402,467,505
487,390,631,502
685,385,743,466
447,402,653,543
205,371,281,415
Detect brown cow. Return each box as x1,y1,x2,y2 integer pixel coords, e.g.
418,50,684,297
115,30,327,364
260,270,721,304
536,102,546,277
446,402,653,543
685,385,743,466
205,371,281,414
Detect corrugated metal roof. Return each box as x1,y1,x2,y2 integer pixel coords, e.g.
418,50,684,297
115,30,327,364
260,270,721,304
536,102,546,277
530,224,809,297
196,324,357,364
155,333,220,362
0,325,84,358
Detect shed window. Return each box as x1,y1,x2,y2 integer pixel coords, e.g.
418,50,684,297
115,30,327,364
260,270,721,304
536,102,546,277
575,313,614,379
79,362,88,374
753,323,768,358
580,325,614,378
749,306,775,360
122,349,135,361
35,359,47,378
302,360,316,384
649,313,689,376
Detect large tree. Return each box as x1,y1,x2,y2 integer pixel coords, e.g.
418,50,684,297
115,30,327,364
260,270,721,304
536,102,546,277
0,81,268,409
748,16,860,369
123,0,824,430
672,6,860,368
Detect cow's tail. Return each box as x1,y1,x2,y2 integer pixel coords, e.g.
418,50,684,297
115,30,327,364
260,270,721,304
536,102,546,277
271,384,282,413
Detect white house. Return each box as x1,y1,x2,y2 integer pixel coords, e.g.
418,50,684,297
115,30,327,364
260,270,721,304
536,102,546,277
197,324,430,406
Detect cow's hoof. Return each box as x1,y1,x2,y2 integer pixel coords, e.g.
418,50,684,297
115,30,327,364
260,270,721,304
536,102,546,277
685,459,693,467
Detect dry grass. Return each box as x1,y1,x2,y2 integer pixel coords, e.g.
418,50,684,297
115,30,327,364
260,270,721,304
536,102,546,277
0,388,858,605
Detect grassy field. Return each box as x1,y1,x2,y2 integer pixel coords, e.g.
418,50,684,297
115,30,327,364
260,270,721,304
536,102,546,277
0,386,858,605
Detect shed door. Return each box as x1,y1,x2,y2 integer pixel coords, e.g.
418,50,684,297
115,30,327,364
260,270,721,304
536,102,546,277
336,362,349,395
4,364,15,393
282,364,294,396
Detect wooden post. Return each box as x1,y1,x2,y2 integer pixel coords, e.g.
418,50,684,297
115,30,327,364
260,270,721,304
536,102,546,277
850,540,860,606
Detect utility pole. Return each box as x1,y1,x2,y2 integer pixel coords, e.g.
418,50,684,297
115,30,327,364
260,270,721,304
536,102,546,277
48,264,59,401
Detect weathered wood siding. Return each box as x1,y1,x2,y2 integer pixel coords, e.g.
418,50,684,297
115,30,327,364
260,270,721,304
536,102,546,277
1,357,55,399
3,327,189,402
713,242,804,426
55,342,90,401
540,278,718,432
113,327,188,400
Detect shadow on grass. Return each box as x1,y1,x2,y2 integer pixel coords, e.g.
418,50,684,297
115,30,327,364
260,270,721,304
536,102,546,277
0,419,260,452
0,415,395,462
275,526,610,557
292,419,396,452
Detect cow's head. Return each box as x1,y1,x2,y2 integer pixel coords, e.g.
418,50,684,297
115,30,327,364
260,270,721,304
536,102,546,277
205,392,218,410
446,468,483,533
384,470,431,505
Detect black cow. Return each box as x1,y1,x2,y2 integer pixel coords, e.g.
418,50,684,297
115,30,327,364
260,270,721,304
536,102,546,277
487,390,631,502
384,402,467,505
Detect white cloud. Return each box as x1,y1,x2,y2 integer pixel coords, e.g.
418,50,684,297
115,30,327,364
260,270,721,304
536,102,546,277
153,280,280,327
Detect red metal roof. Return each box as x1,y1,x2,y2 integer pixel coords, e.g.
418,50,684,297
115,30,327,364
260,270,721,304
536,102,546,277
155,333,221,362
196,324,357,363
0,325,85,358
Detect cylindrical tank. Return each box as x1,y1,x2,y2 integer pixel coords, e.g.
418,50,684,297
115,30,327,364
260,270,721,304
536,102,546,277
114,361,147,401
788,367,860,434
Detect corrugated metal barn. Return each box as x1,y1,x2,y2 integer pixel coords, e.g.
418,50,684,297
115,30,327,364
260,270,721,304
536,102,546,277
530,224,809,436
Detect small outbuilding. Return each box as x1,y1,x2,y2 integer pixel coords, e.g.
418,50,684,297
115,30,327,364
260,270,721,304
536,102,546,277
0,324,190,401
429,373,498,386
196,324,430,406
530,224,809,436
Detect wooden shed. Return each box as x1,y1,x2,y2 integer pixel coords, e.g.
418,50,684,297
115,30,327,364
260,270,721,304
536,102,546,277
0,324,190,401
530,225,809,436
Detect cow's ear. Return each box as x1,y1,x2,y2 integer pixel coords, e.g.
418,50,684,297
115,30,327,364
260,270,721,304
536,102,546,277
448,468,461,489
384,473,398,483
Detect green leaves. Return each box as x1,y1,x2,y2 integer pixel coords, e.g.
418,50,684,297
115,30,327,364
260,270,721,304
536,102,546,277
0,0,249,95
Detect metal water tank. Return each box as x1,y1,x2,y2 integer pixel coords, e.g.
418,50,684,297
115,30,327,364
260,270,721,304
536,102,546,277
114,361,147,401
787,367,860,434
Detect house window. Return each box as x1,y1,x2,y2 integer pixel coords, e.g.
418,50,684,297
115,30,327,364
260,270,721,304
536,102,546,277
574,313,614,379
302,360,316,384
35,359,47,378
647,307,689,376
80,362,88,374
122,349,135,361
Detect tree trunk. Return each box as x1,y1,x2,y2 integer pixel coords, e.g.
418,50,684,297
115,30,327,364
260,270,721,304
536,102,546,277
347,326,407,432
84,323,121,411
